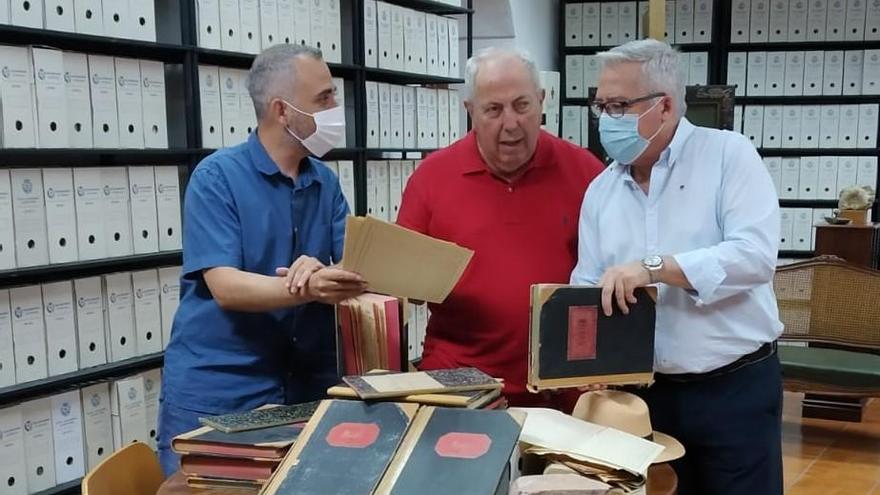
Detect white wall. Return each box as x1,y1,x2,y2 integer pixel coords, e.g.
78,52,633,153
470,0,560,71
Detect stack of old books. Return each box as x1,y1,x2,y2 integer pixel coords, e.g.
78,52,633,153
327,367,508,410
259,368,522,495
170,402,320,491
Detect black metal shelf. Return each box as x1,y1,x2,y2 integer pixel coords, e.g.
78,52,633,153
0,148,197,167
757,148,879,157
563,43,713,55
379,0,473,15
194,47,361,78
0,251,182,288
0,353,164,405
364,67,464,85
34,479,81,495
780,199,840,208
193,147,363,160
0,25,188,63
728,40,880,52
562,97,590,105
779,250,816,259
736,95,880,105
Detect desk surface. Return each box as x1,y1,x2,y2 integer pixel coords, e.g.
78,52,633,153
159,463,677,494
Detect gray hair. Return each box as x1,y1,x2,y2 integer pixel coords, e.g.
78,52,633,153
595,39,687,116
246,44,323,120
463,47,541,101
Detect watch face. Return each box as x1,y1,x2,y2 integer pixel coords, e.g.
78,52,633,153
644,255,663,268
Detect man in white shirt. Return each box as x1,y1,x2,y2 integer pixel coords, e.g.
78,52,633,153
571,39,783,495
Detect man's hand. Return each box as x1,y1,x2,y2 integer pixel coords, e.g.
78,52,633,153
305,267,368,305
598,261,651,316
275,256,325,295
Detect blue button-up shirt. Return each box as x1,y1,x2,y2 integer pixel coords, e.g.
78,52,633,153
162,131,349,413
571,118,784,374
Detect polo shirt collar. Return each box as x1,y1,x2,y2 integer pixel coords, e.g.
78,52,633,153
460,130,555,176
248,128,322,187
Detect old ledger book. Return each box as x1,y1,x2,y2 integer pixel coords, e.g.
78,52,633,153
261,400,418,495
341,215,473,303
374,407,526,495
199,402,320,433
528,284,655,391
171,423,304,460
337,294,405,374
342,367,501,400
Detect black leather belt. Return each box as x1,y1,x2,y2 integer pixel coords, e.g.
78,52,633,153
655,341,778,383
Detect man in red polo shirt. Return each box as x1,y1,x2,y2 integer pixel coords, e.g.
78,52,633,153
396,47,604,411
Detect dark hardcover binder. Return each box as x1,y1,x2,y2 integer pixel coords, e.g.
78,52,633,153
375,407,525,495
261,400,418,495
528,284,656,391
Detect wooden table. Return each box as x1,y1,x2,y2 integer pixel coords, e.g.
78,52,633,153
158,464,677,494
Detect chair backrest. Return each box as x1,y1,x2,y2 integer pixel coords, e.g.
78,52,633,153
81,442,164,495
774,256,880,350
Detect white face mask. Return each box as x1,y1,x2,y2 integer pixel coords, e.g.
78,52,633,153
282,100,345,157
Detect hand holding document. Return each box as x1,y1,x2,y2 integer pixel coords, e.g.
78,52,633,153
341,216,474,304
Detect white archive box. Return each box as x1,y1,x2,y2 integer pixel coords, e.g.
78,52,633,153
403,85,417,148
564,3,582,46
746,52,767,96
388,160,402,222
10,169,50,267
239,0,261,54
308,0,326,57
63,51,94,148
0,406,28,495
292,0,310,46
336,160,355,216
390,84,404,148
448,90,461,142
869,0,880,40
750,0,770,42
827,0,847,41
762,105,783,148
582,2,600,46
81,382,113,470
276,0,295,44
219,67,244,147
838,104,860,148
140,60,169,149
132,269,162,356
820,105,841,148
115,58,144,149
11,0,43,27
764,157,783,196
863,49,880,94
600,2,619,46
566,55,584,99
798,156,820,199
436,88,450,147
389,5,405,72
675,0,693,43
128,0,156,42
196,0,222,49
42,168,79,264
20,397,56,492
157,266,181,348
790,0,810,40
858,104,879,148
807,0,828,41
198,65,223,149
818,156,839,200
782,106,803,148
111,375,147,449
727,52,747,96
768,0,788,42
365,81,380,148
0,290,14,387
10,285,49,383
236,69,256,137
72,168,106,260
364,0,378,67
101,167,134,257
784,51,805,96
377,1,393,70
141,368,161,449
730,0,750,42
74,0,104,36
845,0,868,40
31,47,70,148
0,171,14,270
51,390,85,484
102,0,129,39
104,272,136,361
87,54,120,148
742,106,765,147
74,276,109,368
822,51,844,96
155,166,182,251
324,0,342,64
42,281,78,375
780,157,801,200
0,45,38,148
792,208,814,252
259,0,279,48
378,82,391,147
425,12,438,76
803,51,824,96
837,155,860,190
800,105,822,148
858,156,879,188
618,1,637,43
779,208,794,250
218,0,241,51
842,50,864,95
128,166,160,254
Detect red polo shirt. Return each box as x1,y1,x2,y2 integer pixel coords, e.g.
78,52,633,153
397,130,604,410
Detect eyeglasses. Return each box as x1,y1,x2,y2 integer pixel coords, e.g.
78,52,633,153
589,92,666,119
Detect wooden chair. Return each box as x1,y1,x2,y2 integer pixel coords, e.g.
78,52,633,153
82,442,165,495
773,256,880,396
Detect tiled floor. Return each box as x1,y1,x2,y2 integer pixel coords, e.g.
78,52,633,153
783,392,880,494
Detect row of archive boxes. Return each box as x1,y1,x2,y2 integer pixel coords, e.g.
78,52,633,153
365,160,420,223
564,1,714,47
0,46,168,149
0,268,180,387
365,1,460,77
734,104,879,149
406,302,427,362
365,83,462,149
540,71,562,137
781,207,835,251
0,369,162,495
0,166,182,269
195,0,342,63
765,155,878,200
0,0,156,41
727,50,880,97
566,52,708,99
730,0,880,43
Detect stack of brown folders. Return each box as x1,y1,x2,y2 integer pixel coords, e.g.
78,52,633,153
170,403,319,490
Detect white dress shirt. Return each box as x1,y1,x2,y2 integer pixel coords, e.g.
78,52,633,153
570,118,784,375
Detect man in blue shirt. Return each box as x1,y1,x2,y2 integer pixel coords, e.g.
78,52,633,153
157,44,366,475
572,40,783,494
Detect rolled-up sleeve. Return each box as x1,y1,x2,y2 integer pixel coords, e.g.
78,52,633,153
570,183,604,286
673,135,780,306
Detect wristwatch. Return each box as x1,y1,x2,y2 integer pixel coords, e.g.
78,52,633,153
641,255,664,284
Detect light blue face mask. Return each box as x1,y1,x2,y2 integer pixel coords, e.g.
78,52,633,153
598,98,665,165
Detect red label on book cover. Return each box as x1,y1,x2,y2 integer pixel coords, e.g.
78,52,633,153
326,422,380,449
568,305,598,361
434,432,492,459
